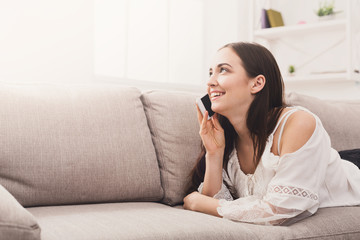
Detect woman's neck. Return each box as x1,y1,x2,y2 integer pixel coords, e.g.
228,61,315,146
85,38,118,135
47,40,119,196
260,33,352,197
227,113,252,143
235,134,256,175
227,111,256,174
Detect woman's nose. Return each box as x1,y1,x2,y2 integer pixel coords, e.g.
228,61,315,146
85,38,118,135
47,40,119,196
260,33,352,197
207,74,218,87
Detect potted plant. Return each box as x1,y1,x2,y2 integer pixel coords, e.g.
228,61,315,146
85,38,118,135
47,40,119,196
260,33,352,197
316,1,340,20
288,65,295,76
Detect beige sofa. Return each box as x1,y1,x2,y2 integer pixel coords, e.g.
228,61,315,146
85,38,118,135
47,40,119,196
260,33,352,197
1,83,359,240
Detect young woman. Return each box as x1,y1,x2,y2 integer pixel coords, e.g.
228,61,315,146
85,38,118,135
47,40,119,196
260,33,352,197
183,42,360,225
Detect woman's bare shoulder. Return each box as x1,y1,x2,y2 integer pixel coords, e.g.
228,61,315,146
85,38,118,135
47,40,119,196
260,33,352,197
279,109,316,156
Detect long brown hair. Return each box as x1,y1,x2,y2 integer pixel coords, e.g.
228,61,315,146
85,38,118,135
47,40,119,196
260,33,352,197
187,42,285,193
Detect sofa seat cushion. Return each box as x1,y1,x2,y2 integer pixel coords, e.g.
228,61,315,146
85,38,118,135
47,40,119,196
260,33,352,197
0,84,163,207
27,202,259,240
0,185,41,240
28,203,360,240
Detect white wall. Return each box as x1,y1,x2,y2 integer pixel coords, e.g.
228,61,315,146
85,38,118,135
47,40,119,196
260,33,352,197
0,0,359,99
93,0,246,90
0,0,93,83
0,0,246,88
203,0,250,70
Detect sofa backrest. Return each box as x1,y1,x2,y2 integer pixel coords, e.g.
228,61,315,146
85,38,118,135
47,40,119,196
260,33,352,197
2,84,358,208
286,92,360,151
141,90,201,205
0,84,163,207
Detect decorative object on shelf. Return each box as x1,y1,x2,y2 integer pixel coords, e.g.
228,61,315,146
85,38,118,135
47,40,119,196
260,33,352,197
266,9,284,28
288,65,295,75
316,0,341,21
297,20,307,25
261,9,270,29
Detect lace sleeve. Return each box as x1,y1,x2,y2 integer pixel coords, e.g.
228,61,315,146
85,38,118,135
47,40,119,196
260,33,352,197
217,124,330,226
217,185,318,225
197,182,233,201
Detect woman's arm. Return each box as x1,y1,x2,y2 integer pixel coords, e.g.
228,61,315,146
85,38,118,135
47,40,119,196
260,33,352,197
201,151,224,196
195,107,225,197
183,191,221,217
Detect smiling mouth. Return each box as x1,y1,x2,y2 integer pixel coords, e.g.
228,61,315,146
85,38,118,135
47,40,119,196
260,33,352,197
210,92,225,100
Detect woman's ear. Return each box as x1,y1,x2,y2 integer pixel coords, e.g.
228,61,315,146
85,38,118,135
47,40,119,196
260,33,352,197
250,75,266,94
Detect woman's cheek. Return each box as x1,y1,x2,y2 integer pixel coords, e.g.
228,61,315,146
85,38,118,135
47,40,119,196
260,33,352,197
217,76,232,89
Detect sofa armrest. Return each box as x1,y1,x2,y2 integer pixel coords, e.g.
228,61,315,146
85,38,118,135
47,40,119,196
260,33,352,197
0,185,41,240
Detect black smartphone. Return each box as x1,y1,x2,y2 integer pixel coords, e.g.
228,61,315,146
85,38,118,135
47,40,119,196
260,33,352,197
196,94,215,120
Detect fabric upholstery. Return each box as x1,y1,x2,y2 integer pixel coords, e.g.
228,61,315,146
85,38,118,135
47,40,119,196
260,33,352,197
27,202,263,240
339,149,360,168
285,92,360,151
28,202,360,240
0,185,41,240
0,84,163,207
2,85,359,240
141,90,202,205
286,207,360,239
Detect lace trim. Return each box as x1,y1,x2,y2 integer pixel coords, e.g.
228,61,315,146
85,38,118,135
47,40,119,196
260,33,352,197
214,183,234,201
268,185,319,201
198,182,233,201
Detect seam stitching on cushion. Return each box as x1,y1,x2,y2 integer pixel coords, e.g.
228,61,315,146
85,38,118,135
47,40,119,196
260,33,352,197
0,222,40,231
140,93,169,203
137,92,164,201
288,230,360,240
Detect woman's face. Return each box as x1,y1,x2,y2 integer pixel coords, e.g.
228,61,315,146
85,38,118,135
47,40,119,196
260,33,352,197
207,47,254,117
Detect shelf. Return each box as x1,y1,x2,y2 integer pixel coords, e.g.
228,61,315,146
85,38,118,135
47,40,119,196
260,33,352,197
283,72,348,82
251,0,360,88
254,19,346,40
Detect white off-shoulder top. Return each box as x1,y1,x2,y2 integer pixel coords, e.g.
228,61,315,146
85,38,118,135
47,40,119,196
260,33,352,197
198,106,360,225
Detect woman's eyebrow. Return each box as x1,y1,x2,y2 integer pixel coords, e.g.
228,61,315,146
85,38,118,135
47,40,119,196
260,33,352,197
217,63,233,68
209,63,233,72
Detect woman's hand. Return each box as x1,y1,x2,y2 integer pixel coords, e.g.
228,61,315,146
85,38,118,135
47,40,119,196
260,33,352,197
196,106,225,156
196,105,225,197
183,191,221,217
183,191,202,211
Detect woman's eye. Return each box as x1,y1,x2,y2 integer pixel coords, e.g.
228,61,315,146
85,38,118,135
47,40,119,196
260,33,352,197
220,67,228,73
209,71,213,77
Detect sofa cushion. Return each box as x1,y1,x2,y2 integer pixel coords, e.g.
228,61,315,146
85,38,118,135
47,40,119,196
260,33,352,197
28,202,256,240
0,84,163,207
285,92,360,151
27,203,360,240
141,90,202,205
287,206,360,240
0,185,41,240
339,149,360,168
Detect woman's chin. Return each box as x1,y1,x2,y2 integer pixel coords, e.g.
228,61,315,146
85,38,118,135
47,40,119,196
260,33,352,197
211,105,223,116
211,105,231,118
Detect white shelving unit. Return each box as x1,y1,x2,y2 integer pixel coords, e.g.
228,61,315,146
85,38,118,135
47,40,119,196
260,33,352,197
253,19,346,40
250,0,360,83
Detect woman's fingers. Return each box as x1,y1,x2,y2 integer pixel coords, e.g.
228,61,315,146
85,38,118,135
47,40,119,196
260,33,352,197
197,112,225,151
211,113,223,131
196,106,224,150
196,105,203,125
201,111,209,131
